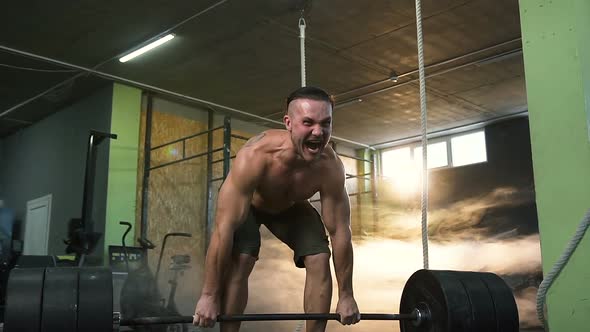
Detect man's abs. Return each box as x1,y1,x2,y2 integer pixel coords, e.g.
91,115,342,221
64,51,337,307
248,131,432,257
251,189,317,214
250,160,324,213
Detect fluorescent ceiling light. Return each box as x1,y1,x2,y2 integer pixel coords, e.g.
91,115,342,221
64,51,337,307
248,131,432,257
119,34,175,63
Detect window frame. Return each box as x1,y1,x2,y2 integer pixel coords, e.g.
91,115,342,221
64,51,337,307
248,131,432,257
449,129,488,168
380,128,487,175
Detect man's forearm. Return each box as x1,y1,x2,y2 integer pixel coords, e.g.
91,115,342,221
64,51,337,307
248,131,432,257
331,228,354,297
200,229,233,298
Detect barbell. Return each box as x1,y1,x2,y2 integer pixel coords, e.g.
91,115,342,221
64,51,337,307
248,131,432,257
3,266,519,332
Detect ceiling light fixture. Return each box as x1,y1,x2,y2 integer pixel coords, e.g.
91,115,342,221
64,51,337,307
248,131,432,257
335,98,363,109
119,34,175,63
389,70,399,82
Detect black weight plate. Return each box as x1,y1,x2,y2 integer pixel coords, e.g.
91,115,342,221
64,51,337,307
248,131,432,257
4,267,46,332
399,269,440,332
458,272,497,332
400,269,472,332
434,271,475,332
478,272,519,332
41,267,79,332
78,267,114,332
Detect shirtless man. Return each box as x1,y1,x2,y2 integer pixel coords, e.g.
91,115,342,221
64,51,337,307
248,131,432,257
193,86,360,332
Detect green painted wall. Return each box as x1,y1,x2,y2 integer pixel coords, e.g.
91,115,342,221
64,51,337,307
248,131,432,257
104,83,142,262
519,0,590,330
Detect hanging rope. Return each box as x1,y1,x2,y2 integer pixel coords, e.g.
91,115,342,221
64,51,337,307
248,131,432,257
414,0,429,269
536,208,590,327
299,14,307,87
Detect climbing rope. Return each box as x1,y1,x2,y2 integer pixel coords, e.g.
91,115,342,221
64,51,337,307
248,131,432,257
414,0,429,269
536,208,590,327
299,15,307,87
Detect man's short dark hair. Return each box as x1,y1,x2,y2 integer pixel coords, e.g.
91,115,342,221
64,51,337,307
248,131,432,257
286,86,335,110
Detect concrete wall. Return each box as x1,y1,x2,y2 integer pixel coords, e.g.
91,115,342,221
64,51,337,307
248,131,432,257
0,84,113,255
0,139,4,199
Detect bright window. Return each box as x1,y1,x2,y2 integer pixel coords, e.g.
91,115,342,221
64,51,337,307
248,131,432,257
451,131,487,166
381,147,412,178
381,146,420,195
413,141,448,169
380,130,488,196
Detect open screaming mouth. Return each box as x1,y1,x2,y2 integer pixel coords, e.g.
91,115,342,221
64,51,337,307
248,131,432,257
304,141,321,153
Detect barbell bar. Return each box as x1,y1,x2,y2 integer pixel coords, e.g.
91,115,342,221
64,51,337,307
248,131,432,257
117,312,420,326
3,266,519,332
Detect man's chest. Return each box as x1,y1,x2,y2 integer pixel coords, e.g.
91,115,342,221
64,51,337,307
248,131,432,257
257,166,323,201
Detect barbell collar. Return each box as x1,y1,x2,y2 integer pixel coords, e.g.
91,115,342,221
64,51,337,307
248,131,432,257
412,303,431,327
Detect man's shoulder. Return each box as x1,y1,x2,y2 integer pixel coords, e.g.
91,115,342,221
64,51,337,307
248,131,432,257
236,129,287,164
242,129,287,150
320,145,341,164
319,146,345,177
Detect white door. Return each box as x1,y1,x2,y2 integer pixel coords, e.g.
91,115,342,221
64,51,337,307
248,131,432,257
23,194,52,255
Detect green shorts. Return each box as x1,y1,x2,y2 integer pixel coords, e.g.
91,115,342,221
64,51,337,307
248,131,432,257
233,201,331,268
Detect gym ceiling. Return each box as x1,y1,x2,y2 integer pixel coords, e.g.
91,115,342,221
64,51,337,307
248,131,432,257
0,0,526,147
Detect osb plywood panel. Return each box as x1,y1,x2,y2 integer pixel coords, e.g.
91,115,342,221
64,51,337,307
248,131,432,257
135,114,258,313
135,108,209,313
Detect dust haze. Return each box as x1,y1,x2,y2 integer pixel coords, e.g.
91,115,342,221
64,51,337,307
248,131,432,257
140,186,542,332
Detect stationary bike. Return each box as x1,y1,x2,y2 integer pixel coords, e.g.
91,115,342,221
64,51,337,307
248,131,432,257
154,233,192,332
118,222,191,332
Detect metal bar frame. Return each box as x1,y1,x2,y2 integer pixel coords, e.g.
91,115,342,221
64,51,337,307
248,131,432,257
223,116,231,179
370,152,379,232
149,147,224,171
230,134,250,141
338,153,373,163
151,125,224,150
346,173,372,180
140,93,154,240
206,110,215,249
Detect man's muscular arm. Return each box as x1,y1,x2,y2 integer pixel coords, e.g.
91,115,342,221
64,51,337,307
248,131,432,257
194,145,265,327
320,156,360,325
